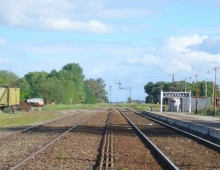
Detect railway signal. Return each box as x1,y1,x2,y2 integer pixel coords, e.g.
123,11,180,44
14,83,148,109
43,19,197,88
115,82,132,106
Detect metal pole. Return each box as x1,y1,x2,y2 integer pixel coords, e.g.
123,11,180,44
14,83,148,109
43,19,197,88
189,90,191,113
195,74,199,115
160,90,163,112
207,67,219,116
214,68,217,117
206,80,207,98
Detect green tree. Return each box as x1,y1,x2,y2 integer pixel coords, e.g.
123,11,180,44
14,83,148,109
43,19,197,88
144,80,219,104
0,70,19,85
144,81,170,103
58,63,85,104
84,81,97,104
24,71,48,101
86,78,108,102
16,78,31,101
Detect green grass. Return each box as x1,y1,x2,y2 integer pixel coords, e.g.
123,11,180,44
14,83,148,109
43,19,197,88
129,103,164,112
58,150,67,159
197,106,220,117
0,103,113,127
0,111,59,127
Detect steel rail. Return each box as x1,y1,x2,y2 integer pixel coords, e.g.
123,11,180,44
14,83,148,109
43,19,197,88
135,110,220,152
99,110,114,170
118,108,179,170
9,112,96,170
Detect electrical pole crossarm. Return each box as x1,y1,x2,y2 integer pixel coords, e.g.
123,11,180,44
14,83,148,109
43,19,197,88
115,82,122,89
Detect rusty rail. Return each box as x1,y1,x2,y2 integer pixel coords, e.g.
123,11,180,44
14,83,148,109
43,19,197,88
99,110,114,170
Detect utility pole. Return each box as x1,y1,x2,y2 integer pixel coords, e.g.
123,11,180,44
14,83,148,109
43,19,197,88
169,73,175,112
194,74,199,115
214,68,219,117
205,79,207,98
171,73,175,92
207,67,219,117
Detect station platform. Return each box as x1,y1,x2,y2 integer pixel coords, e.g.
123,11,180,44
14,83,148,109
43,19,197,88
143,111,220,140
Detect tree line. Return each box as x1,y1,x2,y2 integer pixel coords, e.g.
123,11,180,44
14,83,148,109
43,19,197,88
0,63,108,104
144,81,220,104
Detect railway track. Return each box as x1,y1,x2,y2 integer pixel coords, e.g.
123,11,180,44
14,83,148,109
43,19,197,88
98,109,114,170
10,111,95,170
1,108,220,169
119,108,220,169
0,109,95,169
1,108,164,169
118,108,178,170
11,108,109,169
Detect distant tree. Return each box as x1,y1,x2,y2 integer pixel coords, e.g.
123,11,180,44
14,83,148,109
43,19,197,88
22,71,49,103
85,78,108,102
16,78,31,101
127,97,132,104
0,70,19,85
144,81,170,104
59,63,85,104
48,69,59,78
84,81,97,104
144,80,219,104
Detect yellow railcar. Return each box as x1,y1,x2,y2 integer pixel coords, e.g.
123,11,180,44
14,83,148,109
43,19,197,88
0,84,20,112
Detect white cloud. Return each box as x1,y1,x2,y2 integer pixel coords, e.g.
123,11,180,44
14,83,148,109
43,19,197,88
125,54,161,66
0,0,111,33
120,34,220,76
1,34,220,83
156,35,220,75
164,34,207,52
0,0,158,33
189,36,220,54
44,19,111,33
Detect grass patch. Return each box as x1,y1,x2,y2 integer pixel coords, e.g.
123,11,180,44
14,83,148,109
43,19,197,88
0,111,60,127
0,103,113,127
58,150,67,159
129,103,163,112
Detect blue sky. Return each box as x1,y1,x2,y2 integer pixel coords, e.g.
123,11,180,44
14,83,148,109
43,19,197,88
0,0,220,102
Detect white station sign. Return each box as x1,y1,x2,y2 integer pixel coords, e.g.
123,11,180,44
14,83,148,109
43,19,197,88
163,92,189,98
160,90,191,113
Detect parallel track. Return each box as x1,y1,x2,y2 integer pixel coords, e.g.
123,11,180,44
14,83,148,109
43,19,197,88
118,108,179,170
98,109,114,170
9,112,95,169
136,110,220,152
120,108,220,169
2,108,220,169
